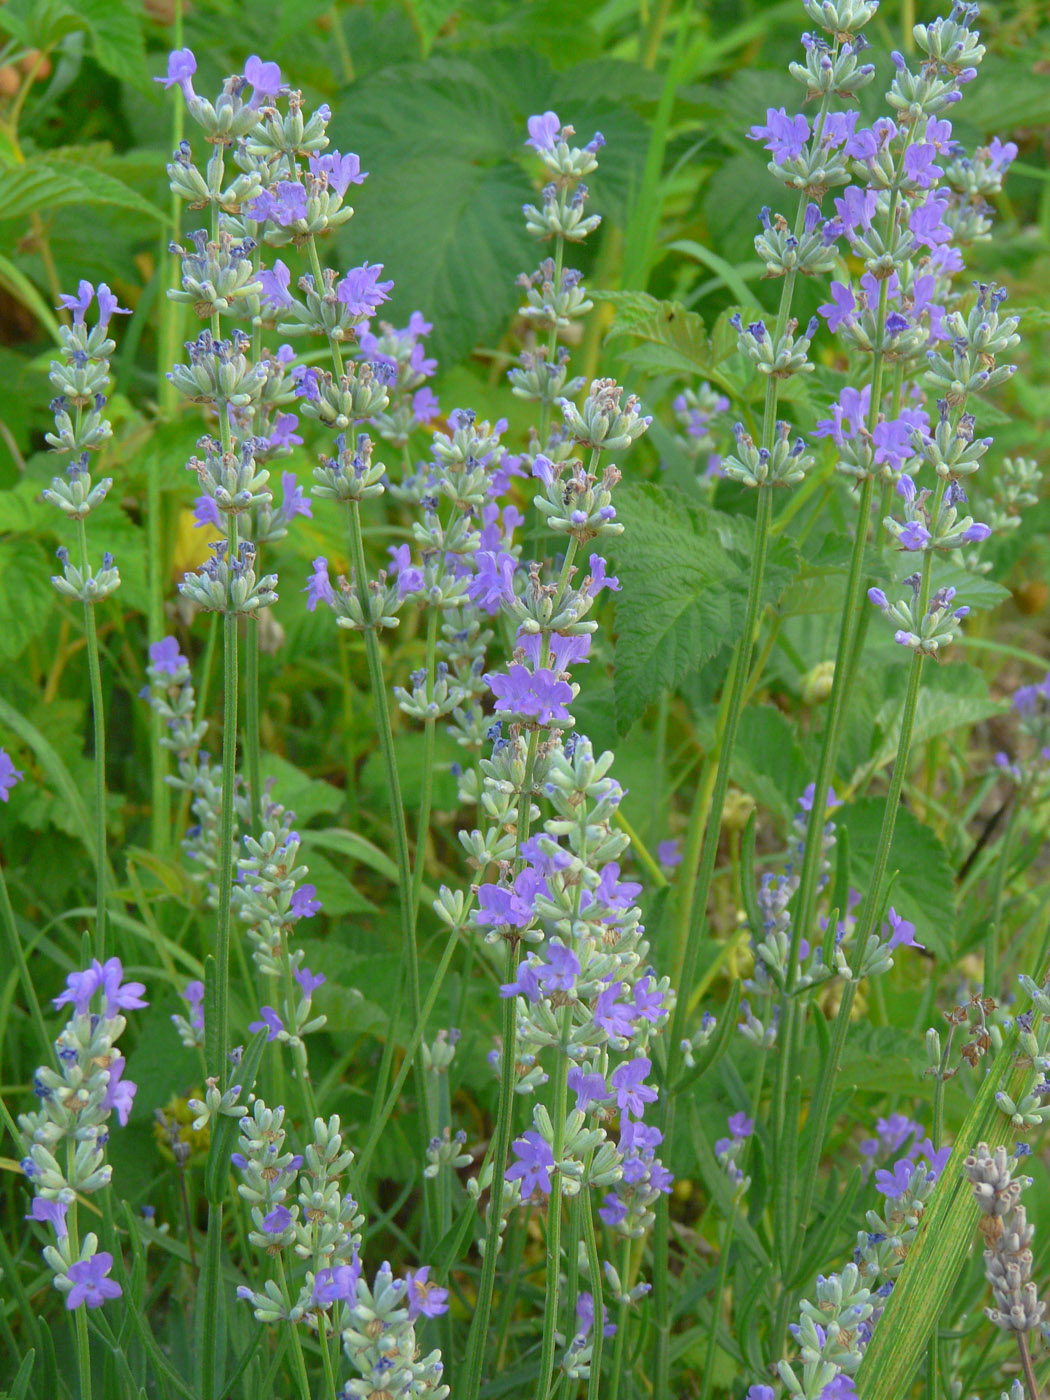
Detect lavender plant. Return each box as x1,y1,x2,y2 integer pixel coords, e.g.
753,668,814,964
0,3,1047,1400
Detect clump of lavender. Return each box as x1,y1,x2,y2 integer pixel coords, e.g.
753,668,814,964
20,959,147,1310
964,1143,1046,1396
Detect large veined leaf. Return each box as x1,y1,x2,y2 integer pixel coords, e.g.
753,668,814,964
0,0,147,86
596,288,742,397
0,159,165,226
608,482,798,735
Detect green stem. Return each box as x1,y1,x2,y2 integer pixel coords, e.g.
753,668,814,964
66,1204,93,1400
76,518,108,960
606,1238,633,1400
199,1201,223,1400
535,1007,572,1400
582,1194,606,1400
275,1256,312,1400
985,792,1021,1000
319,1322,339,1399
698,1205,737,1400
245,618,262,831
412,604,440,921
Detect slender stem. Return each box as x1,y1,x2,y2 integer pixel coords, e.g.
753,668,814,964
582,1194,605,1400
76,518,108,960
213,593,239,1078
319,1323,339,1399
275,1257,313,1400
606,1238,633,1400
199,1201,223,1400
1018,1333,1041,1400
985,792,1021,999
535,1007,572,1400
245,618,263,831
412,604,440,921
698,1205,737,1400
66,1203,93,1400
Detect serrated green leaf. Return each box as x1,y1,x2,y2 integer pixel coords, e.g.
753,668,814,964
68,0,147,85
0,539,56,659
0,0,84,47
729,705,808,820
608,483,797,734
596,288,738,396
0,159,165,225
838,798,955,958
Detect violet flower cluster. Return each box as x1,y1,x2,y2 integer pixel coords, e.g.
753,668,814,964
43,282,128,605
20,959,147,1309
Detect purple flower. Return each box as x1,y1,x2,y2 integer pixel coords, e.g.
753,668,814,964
181,979,205,1031
155,48,196,102
609,1057,657,1117
728,1112,754,1140
817,280,857,333
909,192,952,248
536,941,580,992
249,1007,284,1041
576,1290,616,1339
65,1253,122,1310
747,1389,777,1400
468,551,517,611
500,959,543,1002
405,1265,449,1319
268,413,303,451
963,522,991,543
243,55,282,106
903,143,942,189
54,965,102,1015
336,263,394,318
898,521,931,551
525,111,561,153
587,553,620,596
868,587,888,610
567,1067,608,1113
103,1055,137,1126
506,1130,555,1196
861,1113,922,1159
258,260,294,311
0,748,24,801
294,965,326,998
304,558,335,612
632,976,666,1023
485,665,573,727
748,107,809,162
599,1193,628,1227
814,384,870,445
150,636,186,676
872,417,917,473
834,185,877,236
261,1204,291,1234
309,151,367,195
313,1257,361,1307
594,981,635,1040
986,136,1018,175
657,839,682,871
874,1158,915,1200
280,472,312,523
26,1197,68,1237
193,494,221,529
885,907,922,950
412,387,440,424
99,958,147,1017
249,181,308,228
478,867,546,931
291,884,321,919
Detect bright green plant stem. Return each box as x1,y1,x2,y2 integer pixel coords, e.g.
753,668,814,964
582,1192,606,1400
412,603,441,920
244,618,263,831
0,848,50,1059
199,1201,224,1400
76,516,108,960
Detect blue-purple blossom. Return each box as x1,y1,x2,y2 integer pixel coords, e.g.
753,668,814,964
748,107,809,161
728,1112,754,1139
58,280,130,329
150,636,186,676
66,1254,122,1309
405,1265,449,1320
308,151,367,194
290,883,321,918
258,260,293,310
657,839,682,871
103,1055,137,1126
243,55,282,106
26,1196,69,1236
477,867,547,931
304,557,335,612
336,263,394,318
594,981,635,1039
0,748,24,801
609,1057,657,1116
249,1006,284,1040
469,551,516,611
898,521,931,551
485,665,573,727
181,979,205,1031
248,182,308,227
193,495,221,529
294,965,326,997
586,553,620,595
280,472,311,522
885,907,922,950
313,1257,361,1307
261,1204,291,1234
155,47,196,102
53,958,147,1018
506,1130,555,1196
576,1290,616,1339
535,941,580,992
525,111,561,153
567,1067,607,1113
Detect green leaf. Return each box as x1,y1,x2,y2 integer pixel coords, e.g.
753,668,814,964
68,0,147,86
328,58,533,368
0,159,165,226
729,705,808,820
596,288,739,396
609,483,797,735
865,666,1004,774
0,539,54,661
258,753,343,823
837,798,955,958
0,0,84,47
